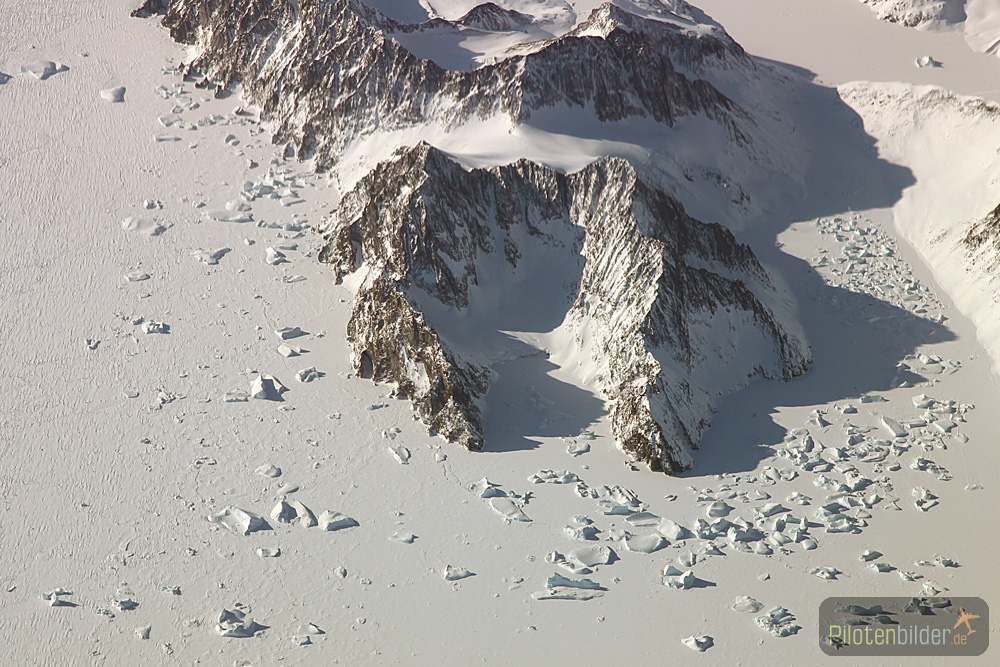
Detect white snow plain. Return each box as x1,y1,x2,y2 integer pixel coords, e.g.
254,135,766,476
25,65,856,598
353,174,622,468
1,0,1000,665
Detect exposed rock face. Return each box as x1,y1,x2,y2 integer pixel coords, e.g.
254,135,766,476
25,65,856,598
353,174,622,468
319,144,809,472
139,0,812,471
454,2,533,31
154,0,754,169
964,202,1000,272
131,0,167,18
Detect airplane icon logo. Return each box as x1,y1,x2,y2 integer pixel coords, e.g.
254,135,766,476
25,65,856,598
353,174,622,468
954,608,981,635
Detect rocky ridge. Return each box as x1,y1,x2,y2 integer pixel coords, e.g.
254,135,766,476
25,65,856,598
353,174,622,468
136,0,812,471
152,0,756,169
319,144,809,472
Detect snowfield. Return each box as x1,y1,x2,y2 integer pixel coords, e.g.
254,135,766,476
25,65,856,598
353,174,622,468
0,0,999,665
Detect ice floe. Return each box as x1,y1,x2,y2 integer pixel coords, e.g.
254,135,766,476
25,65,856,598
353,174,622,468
275,326,305,340
756,502,789,518
622,534,666,554
545,573,605,590
529,470,580,484
295,367,319,383
250,374,286,400
317,511,358,531
530,588,603,601
681,635,714,652
809,566,841,580
489,497,531,522
389,532,416,544
880,415,907,438
216,608,267,638
255,464,281,478
207,507,268,536
755,607,800,637
141,320,169,334
202,209,252,223
443,565,474,581
657,520,693,541
706,501,733,518
546,551,592,575
388,444,410,464
564,521,599,540
625,511,660,527
191,247,231,265
265,247,287,265
100,86,126,103
569,545,614,568
271,500,315,527
469,478,504,498
122,217,165,236
39,588,74,607
913,487,939,511
662,567,712,590
732,595,763,613
21,60,66,80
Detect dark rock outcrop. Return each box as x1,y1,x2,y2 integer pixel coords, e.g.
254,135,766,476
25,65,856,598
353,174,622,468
137,0,811,471
319,144,809,472
149,0,755,169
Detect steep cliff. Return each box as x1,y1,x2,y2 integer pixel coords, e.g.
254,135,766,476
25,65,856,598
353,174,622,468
137,0,812,471
156,0,755,169
319,145,809,472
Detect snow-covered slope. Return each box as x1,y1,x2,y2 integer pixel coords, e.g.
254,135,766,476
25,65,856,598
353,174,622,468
319,144,808,471
840,81,1000,372
151,0,806,228
859,0,967,28
859,0,1000,58
158,0,749,168
6,1,1000,664
130,0,814,471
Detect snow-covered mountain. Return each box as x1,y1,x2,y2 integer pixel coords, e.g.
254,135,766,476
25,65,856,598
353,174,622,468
859,0,1000,58
318,143,809,471
154,0,753,164
146,0,805,226
839,81,1000,371
8,0,1000,663
859,0,967,28
135,0,813,471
